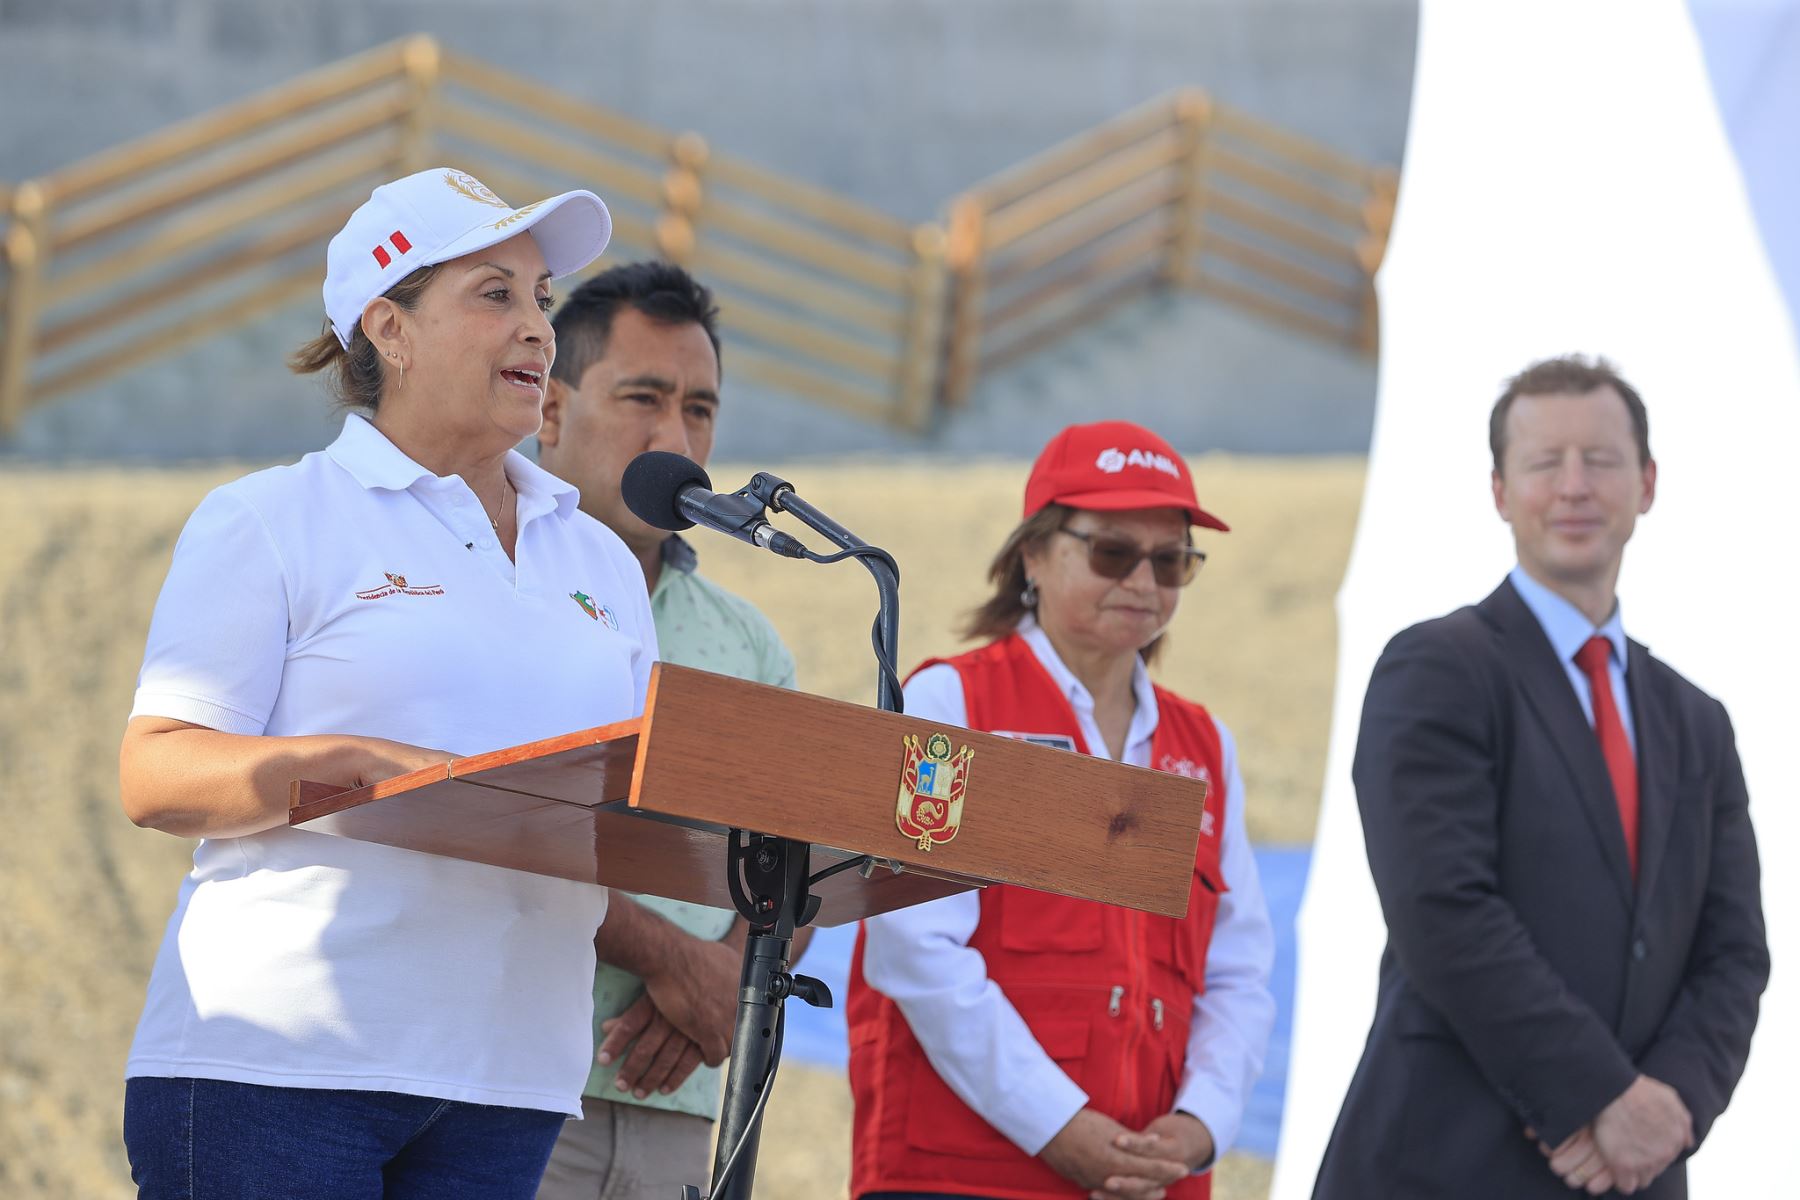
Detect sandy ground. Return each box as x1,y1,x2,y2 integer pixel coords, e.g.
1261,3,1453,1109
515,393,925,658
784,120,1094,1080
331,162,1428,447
0,454,1363,1198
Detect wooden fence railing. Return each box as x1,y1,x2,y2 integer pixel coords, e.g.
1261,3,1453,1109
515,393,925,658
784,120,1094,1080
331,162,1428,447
0,36,943,437
0,38,435,437
940,88,1398,406
0,41,1390,440
429,51,946,431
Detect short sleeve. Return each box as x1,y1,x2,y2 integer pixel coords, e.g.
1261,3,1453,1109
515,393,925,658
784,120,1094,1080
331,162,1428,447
130,487,291,735
626,553,659,713
759,619,797,690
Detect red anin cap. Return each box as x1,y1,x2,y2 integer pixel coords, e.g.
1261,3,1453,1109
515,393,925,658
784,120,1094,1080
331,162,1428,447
1022,420,1228,531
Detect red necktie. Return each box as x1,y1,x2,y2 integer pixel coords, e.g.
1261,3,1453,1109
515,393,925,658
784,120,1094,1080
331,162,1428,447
1574,636,1639,876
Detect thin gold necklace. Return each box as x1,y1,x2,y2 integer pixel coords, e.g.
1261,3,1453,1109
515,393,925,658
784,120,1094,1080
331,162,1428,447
488,476,509,533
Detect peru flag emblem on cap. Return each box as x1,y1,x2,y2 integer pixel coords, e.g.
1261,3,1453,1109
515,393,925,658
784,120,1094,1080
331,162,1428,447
371,230,412,269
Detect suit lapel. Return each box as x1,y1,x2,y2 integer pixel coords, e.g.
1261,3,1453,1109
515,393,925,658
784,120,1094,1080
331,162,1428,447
1625,639,1676,904
1481,581,1635,907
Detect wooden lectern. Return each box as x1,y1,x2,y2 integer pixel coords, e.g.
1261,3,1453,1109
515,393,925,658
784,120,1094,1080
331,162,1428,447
291,661,1207,920
289,662,1209,1196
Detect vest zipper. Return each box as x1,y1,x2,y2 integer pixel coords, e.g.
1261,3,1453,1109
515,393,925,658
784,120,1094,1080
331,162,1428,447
1152,997,1165,1031
1119,913,1147,1114
1108,984,1124,1016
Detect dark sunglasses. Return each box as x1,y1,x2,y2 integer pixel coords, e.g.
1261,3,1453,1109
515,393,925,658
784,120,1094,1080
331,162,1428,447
1056,528,1206,587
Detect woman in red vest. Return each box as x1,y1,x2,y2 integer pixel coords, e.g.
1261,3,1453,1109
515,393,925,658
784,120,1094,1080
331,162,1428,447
847,421,1276,1200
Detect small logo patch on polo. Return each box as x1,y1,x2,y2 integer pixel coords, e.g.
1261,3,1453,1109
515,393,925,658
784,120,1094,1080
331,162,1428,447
571,591,619,629
356,572,445,601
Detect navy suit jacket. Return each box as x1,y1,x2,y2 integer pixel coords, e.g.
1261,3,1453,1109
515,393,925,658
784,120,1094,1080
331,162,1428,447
1313,580,1768,1199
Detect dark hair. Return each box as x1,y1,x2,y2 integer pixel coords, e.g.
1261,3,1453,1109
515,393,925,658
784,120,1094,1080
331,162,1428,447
549,260,722,387
1490,354,1652,474
288,264,443,411
962,503,1166,665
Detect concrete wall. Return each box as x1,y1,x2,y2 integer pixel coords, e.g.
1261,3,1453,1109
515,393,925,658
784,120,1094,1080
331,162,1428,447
0,0,1414,460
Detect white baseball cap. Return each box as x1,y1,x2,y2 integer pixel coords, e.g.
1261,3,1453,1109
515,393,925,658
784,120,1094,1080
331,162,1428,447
323,167,612,347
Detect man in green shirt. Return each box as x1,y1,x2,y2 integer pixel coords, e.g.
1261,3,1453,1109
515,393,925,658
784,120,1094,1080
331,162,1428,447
535,262,803,1199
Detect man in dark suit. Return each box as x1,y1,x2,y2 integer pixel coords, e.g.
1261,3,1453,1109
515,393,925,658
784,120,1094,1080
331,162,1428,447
1313,356,1768,1198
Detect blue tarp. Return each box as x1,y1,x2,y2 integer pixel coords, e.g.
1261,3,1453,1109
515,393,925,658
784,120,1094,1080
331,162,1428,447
785,844,1314,1160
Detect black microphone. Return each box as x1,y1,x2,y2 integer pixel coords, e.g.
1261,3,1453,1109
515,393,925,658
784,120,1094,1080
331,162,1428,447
620,451,808,559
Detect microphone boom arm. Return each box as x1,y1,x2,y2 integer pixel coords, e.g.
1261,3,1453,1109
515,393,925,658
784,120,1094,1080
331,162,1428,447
749,472,902,715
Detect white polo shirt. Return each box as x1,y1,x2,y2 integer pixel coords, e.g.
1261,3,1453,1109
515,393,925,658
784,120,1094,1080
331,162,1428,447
125,413,657,1116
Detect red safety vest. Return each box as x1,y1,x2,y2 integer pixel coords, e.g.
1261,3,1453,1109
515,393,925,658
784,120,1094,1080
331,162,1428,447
847,633,1229,1200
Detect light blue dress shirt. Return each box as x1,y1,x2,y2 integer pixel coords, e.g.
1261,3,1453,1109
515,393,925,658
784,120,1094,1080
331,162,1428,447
1508,565,1636,751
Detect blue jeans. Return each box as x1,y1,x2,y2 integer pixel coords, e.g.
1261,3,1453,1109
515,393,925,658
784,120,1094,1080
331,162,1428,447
123,1077,565,1199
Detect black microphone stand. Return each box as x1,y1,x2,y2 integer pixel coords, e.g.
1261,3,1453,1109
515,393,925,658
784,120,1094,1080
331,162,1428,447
682,475,902,1200
751,472,902,713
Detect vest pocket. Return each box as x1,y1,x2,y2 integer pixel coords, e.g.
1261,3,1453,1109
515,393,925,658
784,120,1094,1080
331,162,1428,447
904,1018,1092,1159
996,887,1106,953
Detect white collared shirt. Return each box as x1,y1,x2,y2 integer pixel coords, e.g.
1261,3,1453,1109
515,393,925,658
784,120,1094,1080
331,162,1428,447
862,620,1276,1160
1508,565,1636,749
126,414,657,1115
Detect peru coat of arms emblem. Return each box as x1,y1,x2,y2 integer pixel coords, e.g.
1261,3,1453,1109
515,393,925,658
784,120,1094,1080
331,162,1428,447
895,732,974,851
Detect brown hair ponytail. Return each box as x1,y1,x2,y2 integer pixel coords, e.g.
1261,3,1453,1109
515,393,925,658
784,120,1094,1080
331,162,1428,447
287,264,442,411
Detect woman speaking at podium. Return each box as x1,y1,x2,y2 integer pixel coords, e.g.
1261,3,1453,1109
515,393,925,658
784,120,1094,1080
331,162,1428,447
848,422,1276,1200
115,168,653,1198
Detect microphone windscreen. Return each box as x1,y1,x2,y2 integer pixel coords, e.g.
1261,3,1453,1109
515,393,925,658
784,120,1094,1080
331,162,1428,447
621,451,712,531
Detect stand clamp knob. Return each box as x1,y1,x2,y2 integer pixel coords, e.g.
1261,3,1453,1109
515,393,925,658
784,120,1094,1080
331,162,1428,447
766,971,834,1009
